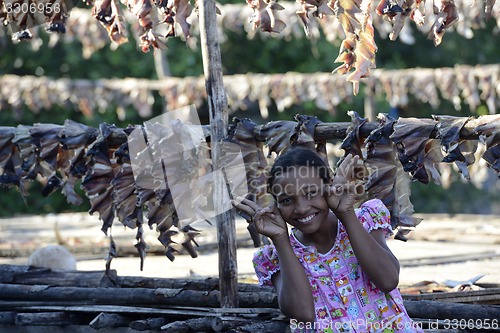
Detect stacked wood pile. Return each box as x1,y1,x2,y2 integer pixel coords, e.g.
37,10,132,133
1,264,500,332
0,264,285,333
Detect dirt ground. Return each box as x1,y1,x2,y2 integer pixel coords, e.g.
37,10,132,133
1,212,500,288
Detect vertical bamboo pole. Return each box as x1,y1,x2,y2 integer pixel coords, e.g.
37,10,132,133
364,80,375,121
198,0,239,308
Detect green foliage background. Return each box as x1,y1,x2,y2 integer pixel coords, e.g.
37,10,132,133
0,4,499,217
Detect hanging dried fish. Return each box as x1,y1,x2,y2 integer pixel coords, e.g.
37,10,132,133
58,147,86,205
418,139,443,185
29,124,64,175
12,126,37,181
340,110,368,159
389,117,436,182
0,127,28,196
180,224,200,258
157,0,193,38
81,123,118,235
257,120,300,157
225,118,270,247
225,118,267,197
365,114,422,238
295,114,326,155
365,113,397,205
427,0,459,46
433,115,477,179
484,0,496,20
0,127,16,172
474,115,500,176
332,0,377,95
295,0,334,37
91,0,129,44
112,142,142,229
337,111,369,205
59,120,97,150
134,223,149,270
246,0,286,33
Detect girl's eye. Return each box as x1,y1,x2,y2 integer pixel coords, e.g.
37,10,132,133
306,192,318,199
279,198,292,205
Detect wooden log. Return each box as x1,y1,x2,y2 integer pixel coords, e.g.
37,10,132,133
199,0,238,308
0,265,48,284
403,300,500,321
89,312,131,329
161,316,223,332
129,317,168,330
120,275,269,293
399,251,500,267
161,316,271,333
0,312,17,325
0,303,282,318
3,267,110,288
215,316,263,331
0,264,271,292
403,288,500,304
225,320,289,333
15,312,81,326
0,283,278,308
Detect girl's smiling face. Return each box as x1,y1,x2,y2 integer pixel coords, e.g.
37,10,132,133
272,169,331,234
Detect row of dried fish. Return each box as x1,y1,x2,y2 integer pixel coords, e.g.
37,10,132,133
0,114,498,264
1,64,498,118
3,0,497,44
0,75,158,119
2,0,498,93
6,0,497,59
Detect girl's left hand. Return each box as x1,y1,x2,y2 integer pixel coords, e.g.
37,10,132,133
324,154,363,215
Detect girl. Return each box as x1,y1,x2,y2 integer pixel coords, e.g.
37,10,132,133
232,147,422,333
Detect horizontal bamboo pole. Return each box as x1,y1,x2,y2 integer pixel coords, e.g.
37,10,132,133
2,115,496,150
101,114,499,147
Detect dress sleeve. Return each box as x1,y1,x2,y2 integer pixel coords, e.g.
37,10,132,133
252,244,280,287
357,199,394,238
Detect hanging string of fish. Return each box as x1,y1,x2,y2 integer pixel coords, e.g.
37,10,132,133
1,0,498,92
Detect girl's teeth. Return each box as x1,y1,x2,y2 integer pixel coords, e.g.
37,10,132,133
299,214,315,223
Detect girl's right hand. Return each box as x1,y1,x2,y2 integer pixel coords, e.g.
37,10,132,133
232,196,288,241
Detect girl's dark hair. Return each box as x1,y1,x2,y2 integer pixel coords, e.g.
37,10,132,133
267,147,333,194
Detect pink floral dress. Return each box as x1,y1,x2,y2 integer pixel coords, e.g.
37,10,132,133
253,199,423,333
